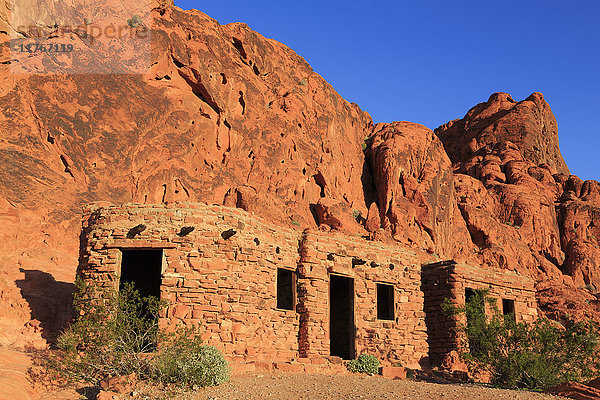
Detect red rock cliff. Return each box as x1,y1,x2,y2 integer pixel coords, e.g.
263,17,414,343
0,3,374,346
0,3,598,346
435,92,600,323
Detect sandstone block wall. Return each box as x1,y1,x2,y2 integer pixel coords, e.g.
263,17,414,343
79,202,301,362
297,230,428,368
422,261,537,366
78,202,430,369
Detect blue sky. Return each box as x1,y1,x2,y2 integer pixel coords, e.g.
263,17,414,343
175,0,599,181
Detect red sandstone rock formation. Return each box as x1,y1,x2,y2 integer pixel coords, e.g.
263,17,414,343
0,0,599,350
369,121,473,260
435,92,600,322
0,1,372,345
546,381,600,400
436,92,569,175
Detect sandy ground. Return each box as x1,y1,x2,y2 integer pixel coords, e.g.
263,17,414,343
196,373,565,400
0,348,567,400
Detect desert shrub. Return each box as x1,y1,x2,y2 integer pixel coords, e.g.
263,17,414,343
154,341,229,388
127,15,143,28
50,278,162,384
49,278,229,389
443,292,600,389
346,354,380,374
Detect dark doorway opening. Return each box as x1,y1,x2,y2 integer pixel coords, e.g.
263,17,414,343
377,283,395,320
465,288,486,326
465,288,478,306
120,249,163,299
465,288,485,314
330,274,355,359
465,288,486,354
502,298,516,322
276,268,296,310
119,249,163,350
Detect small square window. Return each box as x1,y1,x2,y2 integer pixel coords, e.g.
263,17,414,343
277,268,296,310
376,283,394,320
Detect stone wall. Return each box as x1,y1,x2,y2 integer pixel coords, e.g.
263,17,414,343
297,230,428,368
421,260,538,367
79,202,301,364
78,202,430,370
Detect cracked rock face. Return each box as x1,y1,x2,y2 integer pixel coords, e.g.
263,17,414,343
436,92,569,176
436,92,600,321
0,2,599,348
369,121,473,260
0,3,374,345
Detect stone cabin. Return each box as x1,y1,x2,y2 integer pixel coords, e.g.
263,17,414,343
421,260,538,366
78,202,537,372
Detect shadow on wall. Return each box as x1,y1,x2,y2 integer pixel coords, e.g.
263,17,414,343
15,269,75,344
420,264,457,368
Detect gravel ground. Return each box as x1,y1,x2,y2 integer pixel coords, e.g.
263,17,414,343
196,373,566,400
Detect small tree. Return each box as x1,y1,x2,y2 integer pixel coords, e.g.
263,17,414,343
443,293,600,389
51,279,162,384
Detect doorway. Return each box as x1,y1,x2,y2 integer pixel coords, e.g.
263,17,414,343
330,274,355,359
119,249,163,350
502,298,516,323
119,249,163,299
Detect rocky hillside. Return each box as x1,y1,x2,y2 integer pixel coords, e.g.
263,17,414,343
0,1,598,347
434,93,600,322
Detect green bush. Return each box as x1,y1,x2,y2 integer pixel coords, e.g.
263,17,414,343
443,292,600,389
127,15,143,28
49,278,229,389
346,354,380,374
51,279,162,384
153,325,229,388
155,344,229,388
